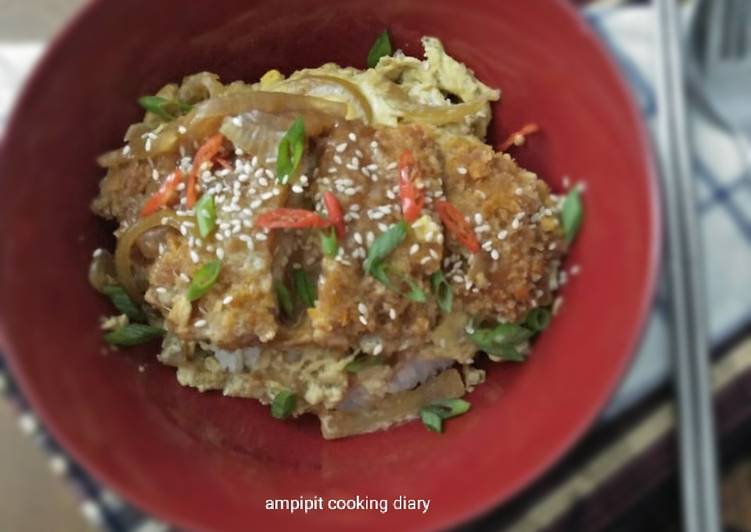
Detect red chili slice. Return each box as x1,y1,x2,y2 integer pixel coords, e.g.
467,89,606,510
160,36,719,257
499,123,540,152
140,169,184,217
435,200,480,254
323,191,346,240
255,208,331,230
398,149,424,223
186,133,225,208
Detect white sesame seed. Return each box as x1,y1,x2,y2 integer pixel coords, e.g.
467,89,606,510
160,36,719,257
429,249,439,260
409,244,419,255
457,166,468,175
515,187,524,195
512,218,520,230
373,344,383,356
474,213,483,225
336,142,347,153
378,223,388,232
348,132,357,142
333,155,343,165
216,248,225,260
420,256,431,265
491,250,500,260
190,250,199,263
386,162,398,170
389,308,397,320
498,230,508,240
292,184,304,193
359,315,368,326
258,177,269,187
194,319,207,328
223,295,234,305
358,303,368,315
256,233,268,241
122,145,131,156
345,188,357,196
353,232,363,244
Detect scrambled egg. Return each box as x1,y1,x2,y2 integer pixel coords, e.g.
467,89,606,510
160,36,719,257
256,37,500,139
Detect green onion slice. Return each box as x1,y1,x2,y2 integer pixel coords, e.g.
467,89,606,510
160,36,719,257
104,323,164,346
101,285,146,321
525,307,552,332
561,187,583,244
345,354,386,373
186,260,222,301
401,276,427,303
293,270,316,308
275,281,294,317
276,117,305,185
420,398,471,433
271,390,297,420
420,408,444,432
195,193,216,238
367,30,392,68
468,322,532,361
137,95,192,120
320,229,338,258
430,271,453,313
363,220,407,276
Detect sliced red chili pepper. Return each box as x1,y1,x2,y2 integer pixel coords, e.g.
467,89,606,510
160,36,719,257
322,191,346,240
255,208,331,230
398,149,424,223
499,123,540,152
186,133,225,208
140,169,184,217
435,200,480,254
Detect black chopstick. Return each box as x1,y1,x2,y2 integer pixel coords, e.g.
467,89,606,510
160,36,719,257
653,1,721,531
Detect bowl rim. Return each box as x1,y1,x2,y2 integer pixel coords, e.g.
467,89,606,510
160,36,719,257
0,0,662,529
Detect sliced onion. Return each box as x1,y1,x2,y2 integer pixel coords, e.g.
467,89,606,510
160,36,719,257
193,90,347,123
88,249,117,292
219,110,286,156
278,75,374,123
115,209,189,301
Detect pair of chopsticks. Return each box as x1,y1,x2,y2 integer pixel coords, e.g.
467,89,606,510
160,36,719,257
653,1,721,531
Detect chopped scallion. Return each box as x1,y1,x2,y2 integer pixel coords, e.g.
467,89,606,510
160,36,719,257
420,398,471,433
320,229,338,257
271,390,297,419
195,193,216,238
138,95,192,120
363,220,407,278
561,187,583,244
345,354,386,373
293,270,316,308
525,307,552,332
101,285,146,321
104,323,164,346
430,271,453,313
275,281,294,317
186,260,222,301
468,321,532,361
367,30,392,69
276,117,305,185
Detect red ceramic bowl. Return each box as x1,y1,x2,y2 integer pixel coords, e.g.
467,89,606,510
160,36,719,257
0,0,659,530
